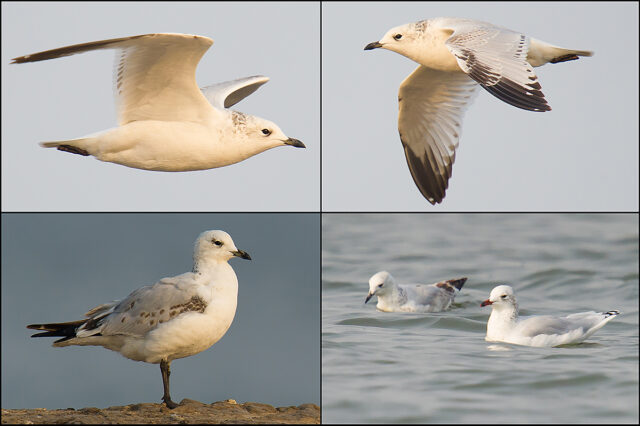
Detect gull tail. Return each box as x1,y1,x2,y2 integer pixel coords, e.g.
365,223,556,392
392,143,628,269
27,320,86,344
528,39,593,67
40,139,91,156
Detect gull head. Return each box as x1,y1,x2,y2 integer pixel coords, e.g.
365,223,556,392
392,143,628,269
365,271,396,303
232,112,305,155
481,285,518,312
364,22,422,58
193,230,251,270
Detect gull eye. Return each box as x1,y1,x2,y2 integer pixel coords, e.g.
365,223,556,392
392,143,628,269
501,294,507,299
378,283,384,288
261,128,272,136
393,34,402,40
212,240,223,247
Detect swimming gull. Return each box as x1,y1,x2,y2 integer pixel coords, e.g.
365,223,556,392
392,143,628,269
364,18,593,204
365,270,466,312
12,33,305,171
27,230,251,409
481,285,619,347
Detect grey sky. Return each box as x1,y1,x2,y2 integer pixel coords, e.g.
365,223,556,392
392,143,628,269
1,213,320,408
323,2,639,211
1,2,319,211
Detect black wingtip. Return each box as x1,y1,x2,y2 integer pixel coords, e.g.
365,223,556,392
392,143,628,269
449,278,467,290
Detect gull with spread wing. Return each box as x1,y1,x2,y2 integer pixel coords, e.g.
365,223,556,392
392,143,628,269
12,33,305,171
365,18,592,204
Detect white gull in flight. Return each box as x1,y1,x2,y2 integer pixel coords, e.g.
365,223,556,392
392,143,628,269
27,230,251,409
364,18,593,204
12,33,305,171
481,285,619,347
365,270,466,312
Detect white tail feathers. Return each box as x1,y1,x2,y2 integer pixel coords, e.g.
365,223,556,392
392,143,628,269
528,39,594,67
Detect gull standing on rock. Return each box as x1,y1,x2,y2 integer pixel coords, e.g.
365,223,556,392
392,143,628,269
481,285,619,347
12,33,305,171
364,18,593,204
365,270,467,312
27,230,251,409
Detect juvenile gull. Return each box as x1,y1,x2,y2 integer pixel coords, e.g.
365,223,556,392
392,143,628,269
365,271,466,312
27,230,251,409
364,18,593,204
12,33,305,171
481,285,619,347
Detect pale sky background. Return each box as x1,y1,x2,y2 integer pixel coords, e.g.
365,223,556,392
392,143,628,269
1,2,319,211
323,2,639,211
1,213,320,409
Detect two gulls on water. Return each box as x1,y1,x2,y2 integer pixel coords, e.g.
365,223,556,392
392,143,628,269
27,230,250,409
365,276,619,347
365,17,593,204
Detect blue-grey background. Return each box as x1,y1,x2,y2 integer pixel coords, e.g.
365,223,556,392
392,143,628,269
323,213,638,423
1,2,319,211
323,2,639,211
2,213,320,409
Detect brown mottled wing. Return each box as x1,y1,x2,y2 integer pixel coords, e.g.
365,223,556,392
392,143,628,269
398,65,479,204
445,24,550,112
80,275,205,338
434,277,467,292
12,33,216,125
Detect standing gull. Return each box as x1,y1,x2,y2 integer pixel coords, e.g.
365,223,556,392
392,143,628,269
365,271,466,312
481,285,619,347
12,33,305,171
364,18,593,204
27,230,251,409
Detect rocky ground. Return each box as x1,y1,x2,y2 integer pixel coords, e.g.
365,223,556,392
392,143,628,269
1,399,320,424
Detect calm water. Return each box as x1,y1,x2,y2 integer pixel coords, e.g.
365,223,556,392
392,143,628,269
322,214,639,423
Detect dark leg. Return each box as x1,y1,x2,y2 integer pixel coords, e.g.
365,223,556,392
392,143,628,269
160,360,179,409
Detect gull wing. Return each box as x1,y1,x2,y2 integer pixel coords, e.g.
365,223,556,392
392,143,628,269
201,75,270,109
12,33,217,125
398,65,479,204
444,22,551,112
77,274,206,339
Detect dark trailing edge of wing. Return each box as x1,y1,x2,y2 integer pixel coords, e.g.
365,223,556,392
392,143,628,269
480,77,551,112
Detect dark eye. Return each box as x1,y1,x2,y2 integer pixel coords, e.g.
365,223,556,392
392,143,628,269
393,34,402,40
501,294,507,299
378,283,384,288
212,240,223,246
261,129,271,136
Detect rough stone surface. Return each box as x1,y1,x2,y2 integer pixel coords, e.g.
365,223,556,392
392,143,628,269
1,400,320,424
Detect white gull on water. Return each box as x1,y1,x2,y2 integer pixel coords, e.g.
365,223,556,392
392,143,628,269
364,18,593,204
27,230,251,409
365,271,466,313
11,33,305,171
481,285,619,347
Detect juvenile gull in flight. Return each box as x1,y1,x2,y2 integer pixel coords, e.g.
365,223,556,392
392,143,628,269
365,270,466,312
481,285,619,347
27,230,251,408
12,33,305,171
364,18,593,204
